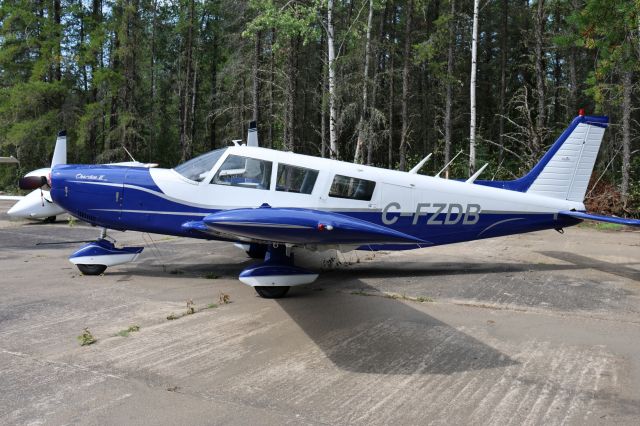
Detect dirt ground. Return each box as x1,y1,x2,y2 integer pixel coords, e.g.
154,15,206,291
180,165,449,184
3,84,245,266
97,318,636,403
0,199,639,425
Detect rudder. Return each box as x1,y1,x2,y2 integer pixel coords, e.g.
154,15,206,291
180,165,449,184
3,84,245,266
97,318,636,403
526,116,607,201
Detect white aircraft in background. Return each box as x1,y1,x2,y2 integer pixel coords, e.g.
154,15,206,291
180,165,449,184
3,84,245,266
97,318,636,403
1,132,67,222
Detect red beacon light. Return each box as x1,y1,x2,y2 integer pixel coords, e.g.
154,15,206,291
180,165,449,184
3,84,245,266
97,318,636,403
578,108,585,117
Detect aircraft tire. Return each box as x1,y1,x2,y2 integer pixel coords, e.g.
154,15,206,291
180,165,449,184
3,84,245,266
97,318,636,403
44,216,56,223
254,286,290,299
246,244,268,259
77,264,107,276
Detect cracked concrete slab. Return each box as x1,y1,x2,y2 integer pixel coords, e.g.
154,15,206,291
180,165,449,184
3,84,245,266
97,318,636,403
1,200,639,425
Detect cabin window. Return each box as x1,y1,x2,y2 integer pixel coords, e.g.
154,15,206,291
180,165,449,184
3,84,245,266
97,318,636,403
211,155,272,190
174,148,227,182
276,164,319,194
329,175,376,201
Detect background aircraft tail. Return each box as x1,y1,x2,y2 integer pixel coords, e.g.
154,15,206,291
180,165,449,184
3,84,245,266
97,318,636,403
475,114,608,202
51,131,67,168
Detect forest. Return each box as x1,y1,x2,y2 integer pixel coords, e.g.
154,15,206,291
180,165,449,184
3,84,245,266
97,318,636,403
0,0,638,214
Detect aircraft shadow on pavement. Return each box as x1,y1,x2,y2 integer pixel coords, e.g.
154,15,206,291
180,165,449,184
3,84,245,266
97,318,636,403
539,251,640,282
276,281,518,376
337,261,587,279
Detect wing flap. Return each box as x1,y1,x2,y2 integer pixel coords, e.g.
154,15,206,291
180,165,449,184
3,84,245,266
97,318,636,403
199,206,428,245
559,210,640,227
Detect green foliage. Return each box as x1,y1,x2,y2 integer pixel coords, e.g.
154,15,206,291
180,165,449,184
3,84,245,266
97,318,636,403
77,328,97,346
0,0,636,212
115,325,141,337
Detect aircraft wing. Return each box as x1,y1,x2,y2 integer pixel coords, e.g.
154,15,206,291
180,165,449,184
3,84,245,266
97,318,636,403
0,195,24,201
559,210,640,227
182,206,429,245
0,156,19,164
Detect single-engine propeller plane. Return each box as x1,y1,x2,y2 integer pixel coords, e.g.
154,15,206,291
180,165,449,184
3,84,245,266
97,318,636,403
20,115,640,298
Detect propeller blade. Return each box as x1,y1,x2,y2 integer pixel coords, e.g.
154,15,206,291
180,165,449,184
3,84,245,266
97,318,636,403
19,176,47,190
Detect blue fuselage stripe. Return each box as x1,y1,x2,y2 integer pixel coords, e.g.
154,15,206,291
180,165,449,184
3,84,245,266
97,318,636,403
50,167,581,248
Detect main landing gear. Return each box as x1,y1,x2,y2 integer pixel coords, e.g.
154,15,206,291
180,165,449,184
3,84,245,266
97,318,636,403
239,244,318,299
69,228,144,275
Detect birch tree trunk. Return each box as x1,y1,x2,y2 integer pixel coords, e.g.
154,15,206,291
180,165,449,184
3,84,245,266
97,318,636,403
54,0,62,81
252,33,261,123
621,70,632,204
268,28,275,149
498,0,507,162
469,0,479,175
444,0,455,178
354,0,374,164
388,48,394,168
368,1,389,165
399,0,413,172
327,0,338,159
533,0,546,156
283,37,299,152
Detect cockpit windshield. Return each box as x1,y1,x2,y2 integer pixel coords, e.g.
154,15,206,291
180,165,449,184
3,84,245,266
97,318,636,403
173,148,227,182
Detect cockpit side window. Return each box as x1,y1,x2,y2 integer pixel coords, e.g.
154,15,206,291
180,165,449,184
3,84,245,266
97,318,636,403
328,175,376,201
173,148,227,182
211,154,272,190
276,164,319,194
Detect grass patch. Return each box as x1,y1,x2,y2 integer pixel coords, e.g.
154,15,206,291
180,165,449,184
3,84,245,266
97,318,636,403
77,328,97,346
186,299,195,315
351,290,435,304
115,325,141,337
203,272,220,279
578,221,624,231
169,269,184,275
166,298,226,321
218,292,231,304
67,216,77,227
350,290,374,296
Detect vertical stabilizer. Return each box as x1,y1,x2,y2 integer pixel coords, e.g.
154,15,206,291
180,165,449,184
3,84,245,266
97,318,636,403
474,115,608,202
51,131,67,167
526,116,607,201
247,121,259,147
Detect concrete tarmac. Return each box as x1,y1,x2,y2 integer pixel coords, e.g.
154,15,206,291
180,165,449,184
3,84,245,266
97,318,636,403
0,200,639,425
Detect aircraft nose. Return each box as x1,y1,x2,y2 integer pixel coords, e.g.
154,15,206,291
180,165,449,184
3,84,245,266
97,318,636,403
7,202,20,217
7,197,34,218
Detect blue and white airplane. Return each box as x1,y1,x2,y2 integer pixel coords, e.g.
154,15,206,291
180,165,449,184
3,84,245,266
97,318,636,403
20,115,640,298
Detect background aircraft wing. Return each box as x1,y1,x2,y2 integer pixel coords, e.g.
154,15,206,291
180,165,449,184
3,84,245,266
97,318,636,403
182,206,429,246
0,156,19,164
0,195,24,201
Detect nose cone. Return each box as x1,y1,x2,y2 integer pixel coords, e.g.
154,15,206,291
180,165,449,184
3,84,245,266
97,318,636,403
6,201,23,217
7,191,51,219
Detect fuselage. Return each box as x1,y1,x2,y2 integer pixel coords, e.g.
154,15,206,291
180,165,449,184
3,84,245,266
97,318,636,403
50,145,583,249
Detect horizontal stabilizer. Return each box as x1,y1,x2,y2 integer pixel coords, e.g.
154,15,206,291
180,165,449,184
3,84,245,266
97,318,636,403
201,206,428,245
559,210,640,227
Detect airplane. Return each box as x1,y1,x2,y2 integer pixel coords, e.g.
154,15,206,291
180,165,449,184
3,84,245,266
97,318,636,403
19,115,640,298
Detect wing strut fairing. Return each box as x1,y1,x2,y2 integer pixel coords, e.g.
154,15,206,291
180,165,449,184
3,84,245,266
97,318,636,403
192,206,427,245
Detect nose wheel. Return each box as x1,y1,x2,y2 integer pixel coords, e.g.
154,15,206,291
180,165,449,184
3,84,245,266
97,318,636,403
69,230,144,275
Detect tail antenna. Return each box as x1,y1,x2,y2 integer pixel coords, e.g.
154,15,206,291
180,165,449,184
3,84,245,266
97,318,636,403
122,145,136,162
